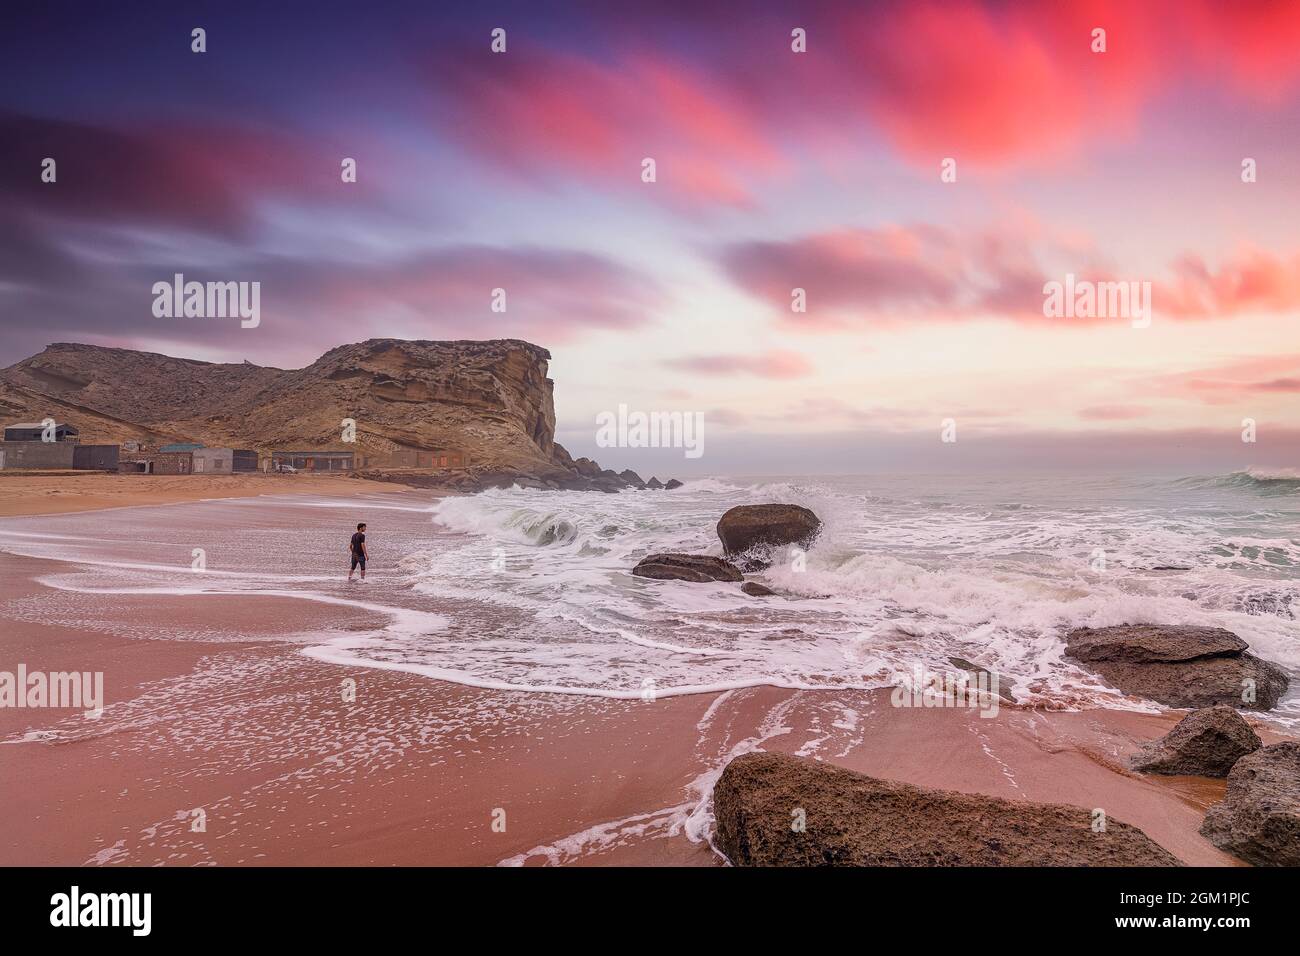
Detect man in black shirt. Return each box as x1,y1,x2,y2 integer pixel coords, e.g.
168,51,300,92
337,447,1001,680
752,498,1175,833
348,522,368,581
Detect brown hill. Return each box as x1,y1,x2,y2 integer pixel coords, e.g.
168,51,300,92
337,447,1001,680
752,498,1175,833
0,339,608,486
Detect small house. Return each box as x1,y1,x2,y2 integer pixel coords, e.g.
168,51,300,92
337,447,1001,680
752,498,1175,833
271,450,355,472
118,450,193,475
3,422,78,442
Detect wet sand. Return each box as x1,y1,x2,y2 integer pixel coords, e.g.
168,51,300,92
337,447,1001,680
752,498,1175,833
0,488,1288,867
0,471,401,517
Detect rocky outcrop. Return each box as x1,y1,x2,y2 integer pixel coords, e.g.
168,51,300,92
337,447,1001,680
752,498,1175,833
664,478,683,490
618,469,646,489
1064,625,1288,711
740,581,775,597
645,476,664,490
631,553,743,583
1199,742,1300,866
716,504,821,571
1131,706,1262,777
0,339,680,494
712,752,1182,867
948,657,1016,704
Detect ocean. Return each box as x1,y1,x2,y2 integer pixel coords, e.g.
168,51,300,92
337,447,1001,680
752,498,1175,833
2,470,1298,725
407,469,1300,720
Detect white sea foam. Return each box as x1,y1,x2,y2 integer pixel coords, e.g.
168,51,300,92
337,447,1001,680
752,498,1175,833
1,477,1297,718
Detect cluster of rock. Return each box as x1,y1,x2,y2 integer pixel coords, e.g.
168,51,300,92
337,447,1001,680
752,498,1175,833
705,621,1295,867
630,503,822,597
1200,742,1300,866
1063,624,1288,711
1125,705,1298,866
712,752,1181,866
511,455,682,493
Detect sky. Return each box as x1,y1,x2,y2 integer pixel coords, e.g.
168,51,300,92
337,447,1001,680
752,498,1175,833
1,0,1298,475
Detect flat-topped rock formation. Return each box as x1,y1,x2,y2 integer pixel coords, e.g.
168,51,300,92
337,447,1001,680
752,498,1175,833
712,751,1182,866
0,338,682,493
1064,624,1288,711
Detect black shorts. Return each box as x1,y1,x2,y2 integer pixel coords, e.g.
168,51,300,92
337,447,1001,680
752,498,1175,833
350,552,365,571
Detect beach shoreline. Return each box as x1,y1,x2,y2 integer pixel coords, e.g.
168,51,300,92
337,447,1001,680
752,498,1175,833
0,481,1292,867
0,471,413,517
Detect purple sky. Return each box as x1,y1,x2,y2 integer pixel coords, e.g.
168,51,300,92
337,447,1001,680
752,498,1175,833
2,0,1299,474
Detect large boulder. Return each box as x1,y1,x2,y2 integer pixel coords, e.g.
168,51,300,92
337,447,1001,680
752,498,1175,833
618,469,646,489
713,752,1181,866
664,478,683,490
631,553,743,583
740,581,775,597
1199,742,1300,866
645,476,664,490
1131,706,1261,777
716,504,821,571
1064,625,1288,711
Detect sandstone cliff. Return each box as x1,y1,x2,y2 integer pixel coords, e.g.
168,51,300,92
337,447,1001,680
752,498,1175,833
0,338,627,488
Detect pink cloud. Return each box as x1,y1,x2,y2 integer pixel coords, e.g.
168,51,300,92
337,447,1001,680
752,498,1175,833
663,350,812,379
1078,405,1151,421
722,224,1300,327
427,49,781,207
1159,249,1300,318
1147,355,1300,404
421,1,1300,200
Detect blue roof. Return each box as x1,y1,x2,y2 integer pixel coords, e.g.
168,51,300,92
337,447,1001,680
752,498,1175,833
159,443,204,452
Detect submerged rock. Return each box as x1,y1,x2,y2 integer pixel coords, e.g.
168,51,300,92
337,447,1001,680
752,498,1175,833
740,581,775,597
1199,742,1300,866
664,478,683,490
631,553,743,583
618,469,646,489
1064,625,1288,711
712,752,1182,867
645,476,665,490
947,657,1016,704
716,504,821,571
1131,706,1261,777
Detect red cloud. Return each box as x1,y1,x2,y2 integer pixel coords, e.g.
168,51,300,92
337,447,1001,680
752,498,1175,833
663,350,812,379
421,1,1300,198
1159,249,1300,317
722,224,1300,327
720,224,1053,326
427,49,781,207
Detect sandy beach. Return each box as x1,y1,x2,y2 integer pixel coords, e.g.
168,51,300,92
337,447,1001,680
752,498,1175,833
0,478,1290,867
0,471,401,516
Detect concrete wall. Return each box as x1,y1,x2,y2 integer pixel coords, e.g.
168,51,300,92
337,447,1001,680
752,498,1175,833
0,441,75,469
192,448,234,473
119,451,192,475
71,445,119,471
271,452,355,472
358,449,467,469
0,442,117,470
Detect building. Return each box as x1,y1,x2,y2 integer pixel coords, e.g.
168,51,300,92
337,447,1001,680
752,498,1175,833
190,447,258,473
271,450,355,472
356,449,469,469
160,442,204,454
3,422,78,442
191,448,230,473
0,441,118,471
118,450,193,475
